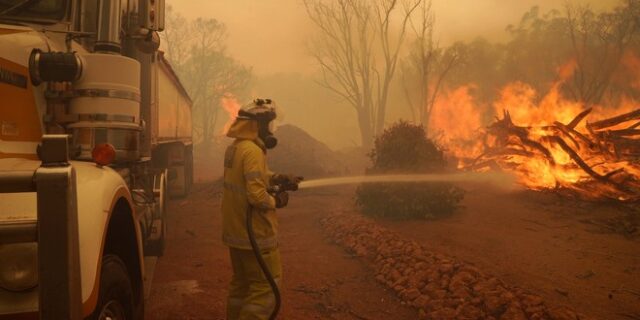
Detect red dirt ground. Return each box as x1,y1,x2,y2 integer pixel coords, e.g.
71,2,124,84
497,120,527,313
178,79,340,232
146,185,416,319
379,182,640,320
147,175,639,319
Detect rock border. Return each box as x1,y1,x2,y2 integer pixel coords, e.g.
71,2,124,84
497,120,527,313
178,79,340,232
321,212,591,320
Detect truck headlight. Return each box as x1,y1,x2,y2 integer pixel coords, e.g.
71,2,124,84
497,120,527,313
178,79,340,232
0,243,38,292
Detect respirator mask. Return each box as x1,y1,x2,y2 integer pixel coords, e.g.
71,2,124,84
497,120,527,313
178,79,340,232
238,99,278,149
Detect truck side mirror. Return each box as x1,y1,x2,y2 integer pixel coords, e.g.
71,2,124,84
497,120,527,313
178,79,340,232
140,0,165,32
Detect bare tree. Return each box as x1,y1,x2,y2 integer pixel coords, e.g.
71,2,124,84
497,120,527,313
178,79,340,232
161,11,252,151
161,5,193,72
564,0,640,106
304,0,420,149
184,51,251,147
400,0,461,129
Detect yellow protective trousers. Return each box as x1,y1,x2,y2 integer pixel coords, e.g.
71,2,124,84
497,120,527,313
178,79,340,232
227,247,282,320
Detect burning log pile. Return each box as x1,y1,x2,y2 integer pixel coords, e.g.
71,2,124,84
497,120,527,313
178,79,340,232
467,108,640,201
322,212,589,320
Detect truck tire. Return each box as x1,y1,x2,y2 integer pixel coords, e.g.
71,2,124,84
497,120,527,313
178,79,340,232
90,254,135,320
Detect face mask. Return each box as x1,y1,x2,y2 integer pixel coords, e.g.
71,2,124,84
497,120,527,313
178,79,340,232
262,133,278,149
256,111,278,149
239,108,278,149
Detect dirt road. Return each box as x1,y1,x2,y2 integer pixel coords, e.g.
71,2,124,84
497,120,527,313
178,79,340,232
146,181,640,319
146,185,415,319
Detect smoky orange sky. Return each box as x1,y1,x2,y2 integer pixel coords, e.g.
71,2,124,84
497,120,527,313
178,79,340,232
166,0,618,75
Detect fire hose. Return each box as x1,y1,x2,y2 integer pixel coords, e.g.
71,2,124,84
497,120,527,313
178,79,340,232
246,180,301,320
246,206,281,320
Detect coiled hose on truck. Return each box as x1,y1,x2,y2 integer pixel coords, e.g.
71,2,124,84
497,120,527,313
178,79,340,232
246,206,281,320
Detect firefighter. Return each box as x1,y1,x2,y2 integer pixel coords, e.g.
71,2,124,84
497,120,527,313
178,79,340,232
221,99,301,320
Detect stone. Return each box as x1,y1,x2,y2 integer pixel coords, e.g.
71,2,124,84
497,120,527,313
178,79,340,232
456,303,484,320
500,303,527,320
390,268,402,281
427,270,441,283
426,298,445,312
440,275,450,289
414,295,430,309
460,265,482,277
451,287,472,300
443,297,464,308
422,282,440,295
392,276,408,287
428,307,458,320
525,306,546,317
472,280,490,293
433,289,448,299
500,291,516,302
484,295,508,317
404,288,421,301
440,264,454,275
522,294,544,307
418,308,428,319
450,271,475,287
403,267,415,276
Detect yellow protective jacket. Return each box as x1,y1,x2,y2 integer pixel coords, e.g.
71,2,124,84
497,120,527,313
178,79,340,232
221,119,278,250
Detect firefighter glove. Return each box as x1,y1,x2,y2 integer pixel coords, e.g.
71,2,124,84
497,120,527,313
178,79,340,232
275,192,289,208
272,174,304,191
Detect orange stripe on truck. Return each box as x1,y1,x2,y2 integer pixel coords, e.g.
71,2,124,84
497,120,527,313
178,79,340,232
0,57,42,159
0,28,30,36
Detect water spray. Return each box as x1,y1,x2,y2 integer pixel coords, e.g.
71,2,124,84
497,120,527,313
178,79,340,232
298,172,518,190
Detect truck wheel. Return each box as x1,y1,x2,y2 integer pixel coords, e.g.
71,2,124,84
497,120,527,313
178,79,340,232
91,255,134,320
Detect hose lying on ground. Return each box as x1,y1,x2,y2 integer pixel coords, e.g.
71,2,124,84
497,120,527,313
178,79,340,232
246,206,281,320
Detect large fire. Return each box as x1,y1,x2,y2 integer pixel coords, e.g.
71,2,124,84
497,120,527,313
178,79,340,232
431,59,640,201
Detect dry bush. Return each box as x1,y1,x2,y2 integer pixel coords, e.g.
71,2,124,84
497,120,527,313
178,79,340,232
356,121,464,220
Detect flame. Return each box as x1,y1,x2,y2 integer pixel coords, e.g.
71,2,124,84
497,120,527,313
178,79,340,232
431,58,640,201
221,95,241,134
494,81,584,128
428,85,485,161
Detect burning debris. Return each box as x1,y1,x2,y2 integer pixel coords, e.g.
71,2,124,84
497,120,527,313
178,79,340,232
466,108,640,202
429,60,640,202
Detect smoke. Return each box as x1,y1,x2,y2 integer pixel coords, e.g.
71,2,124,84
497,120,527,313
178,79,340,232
167,0,618,77
166,0,622,151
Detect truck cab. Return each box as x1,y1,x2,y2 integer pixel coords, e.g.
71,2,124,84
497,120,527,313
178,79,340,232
0,0,192,319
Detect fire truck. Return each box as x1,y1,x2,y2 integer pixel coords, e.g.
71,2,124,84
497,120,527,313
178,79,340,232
0,0,192,319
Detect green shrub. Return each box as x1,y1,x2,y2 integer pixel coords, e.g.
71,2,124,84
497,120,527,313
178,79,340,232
356,121,464,220
367,121,446,173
